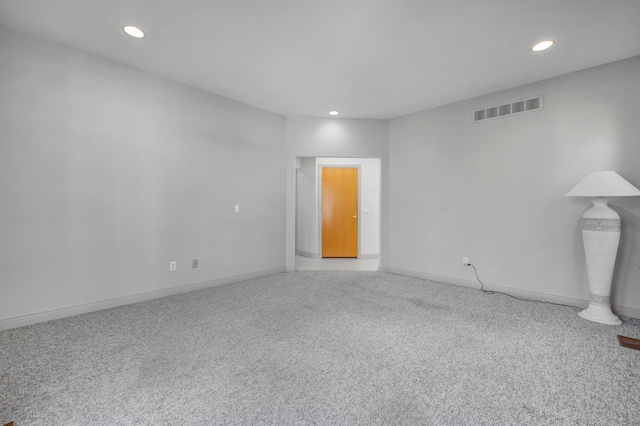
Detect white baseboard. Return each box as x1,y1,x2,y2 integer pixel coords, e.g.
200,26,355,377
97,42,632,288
358,254,380,259
295,251,320,259
612,304,640,320
4,267,637,331
0,267,286,331
385,267,640,321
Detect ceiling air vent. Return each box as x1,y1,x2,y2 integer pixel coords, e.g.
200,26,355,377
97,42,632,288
526,97,540,110
512,100,525,113
474,110,485,121
473,95,543,123
499,104,511,116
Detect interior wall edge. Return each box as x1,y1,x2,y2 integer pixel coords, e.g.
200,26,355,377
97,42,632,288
358,254,380,259
295,251,320,259
0,267,286,332
387,266,640,320
387,266,581,305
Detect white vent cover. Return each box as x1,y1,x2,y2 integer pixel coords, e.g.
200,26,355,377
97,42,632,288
473,95,543,123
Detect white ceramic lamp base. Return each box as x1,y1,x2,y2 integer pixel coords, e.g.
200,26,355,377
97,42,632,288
579,302,622,325
579,199,622,325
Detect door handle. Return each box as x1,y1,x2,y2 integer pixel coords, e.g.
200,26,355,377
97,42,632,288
353,215,358,219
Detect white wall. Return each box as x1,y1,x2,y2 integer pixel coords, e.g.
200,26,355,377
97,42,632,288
4,23,639,327
286,118,389,270
295,157,317,257
388,56,640,317
0,25,287,328
296,157,381,258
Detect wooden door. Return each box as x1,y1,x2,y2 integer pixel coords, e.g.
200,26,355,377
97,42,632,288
322,167,358,258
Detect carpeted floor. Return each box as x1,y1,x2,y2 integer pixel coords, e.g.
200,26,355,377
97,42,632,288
1,271,639,425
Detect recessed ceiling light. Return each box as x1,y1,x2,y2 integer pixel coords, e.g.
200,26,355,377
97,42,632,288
123,25,145,39
329,111,339,116
532,40,554,52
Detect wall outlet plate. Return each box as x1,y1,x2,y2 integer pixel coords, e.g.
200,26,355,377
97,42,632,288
462,257,469,266
192,259,198,268
169,261,177,271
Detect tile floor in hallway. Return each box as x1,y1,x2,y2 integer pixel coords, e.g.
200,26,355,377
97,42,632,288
295,255,379,271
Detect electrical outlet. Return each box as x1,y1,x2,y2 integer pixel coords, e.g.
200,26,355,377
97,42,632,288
462,257,469,266
169,261,177,271
192,259,198,269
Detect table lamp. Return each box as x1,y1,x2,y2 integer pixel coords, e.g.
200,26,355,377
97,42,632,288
565,171,640,324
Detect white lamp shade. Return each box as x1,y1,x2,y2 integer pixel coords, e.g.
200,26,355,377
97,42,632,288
565,171,640,197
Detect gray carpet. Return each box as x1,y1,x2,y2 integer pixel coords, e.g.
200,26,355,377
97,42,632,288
1,271,640,425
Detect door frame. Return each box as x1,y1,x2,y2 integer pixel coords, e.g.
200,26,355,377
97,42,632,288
318,164,362,258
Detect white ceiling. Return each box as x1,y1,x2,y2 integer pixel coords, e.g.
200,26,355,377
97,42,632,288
1,0,640,119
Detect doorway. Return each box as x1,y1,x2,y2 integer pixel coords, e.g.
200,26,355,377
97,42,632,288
321,167,358,258
294,156,381,271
